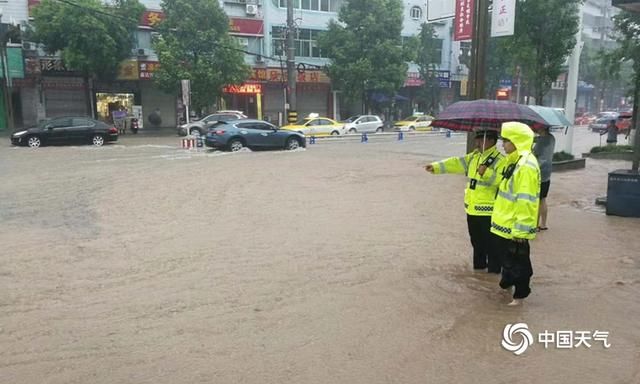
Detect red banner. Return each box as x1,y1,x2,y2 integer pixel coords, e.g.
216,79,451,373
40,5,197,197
454,0,475,41
229,18,264,36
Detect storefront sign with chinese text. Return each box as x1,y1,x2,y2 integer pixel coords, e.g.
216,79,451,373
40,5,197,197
40,58,68,73
139,61,160,79
229,18,264,36
117,60,139,81
223,83,263,94
140,11,165,28
258,68,330,84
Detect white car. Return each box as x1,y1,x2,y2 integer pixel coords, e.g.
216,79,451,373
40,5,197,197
178,111,248,136
343,115,384,134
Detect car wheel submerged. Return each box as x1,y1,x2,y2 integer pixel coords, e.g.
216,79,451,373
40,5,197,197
27,136,42,148
229,139,244,152
331,130,340,136
376,127,383,133
409,126,416,131
190,128,201,136
286,137,301,150
92,134,105,147
349,128,357,134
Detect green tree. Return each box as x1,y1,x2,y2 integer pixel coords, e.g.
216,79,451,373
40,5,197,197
152,0,250,114
407,23,441,114
31,0,144,80
505,0,581,105
318,0,407,112
610,11,640,170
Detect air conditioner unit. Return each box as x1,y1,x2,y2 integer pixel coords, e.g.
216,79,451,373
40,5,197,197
137,48,150,56
236,37,249,47
22,42,35,51
255,54,264,63
246,4,258,16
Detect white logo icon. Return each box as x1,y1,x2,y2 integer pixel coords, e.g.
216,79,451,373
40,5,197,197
502,323,534,355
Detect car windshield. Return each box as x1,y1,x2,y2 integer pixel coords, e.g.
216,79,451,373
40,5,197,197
301,118,313,125
404,116,419,121
344,115,361,123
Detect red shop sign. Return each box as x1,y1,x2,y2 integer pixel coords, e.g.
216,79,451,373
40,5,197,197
229,18,264,36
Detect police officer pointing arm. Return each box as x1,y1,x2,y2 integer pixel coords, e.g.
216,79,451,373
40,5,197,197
425,130,507,273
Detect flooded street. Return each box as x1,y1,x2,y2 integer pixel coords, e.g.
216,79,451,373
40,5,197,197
1,128,639,383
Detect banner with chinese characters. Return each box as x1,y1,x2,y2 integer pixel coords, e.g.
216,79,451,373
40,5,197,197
454,0,475,41
139,61,160,80
491,0,516,37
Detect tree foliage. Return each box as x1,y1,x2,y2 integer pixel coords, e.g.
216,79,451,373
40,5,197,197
406,23,441,114
497,0,581,105
152,0,250,113
30,0,144,79
318,0,407,111
611,11,640,76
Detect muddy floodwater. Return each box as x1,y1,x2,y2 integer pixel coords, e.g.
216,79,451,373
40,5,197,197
1,129,639,383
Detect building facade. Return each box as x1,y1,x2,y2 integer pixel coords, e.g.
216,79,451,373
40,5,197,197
3,0,461,130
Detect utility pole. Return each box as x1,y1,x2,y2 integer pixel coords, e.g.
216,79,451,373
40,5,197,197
286,0,297,124
466,0,489,152
468,0,489,102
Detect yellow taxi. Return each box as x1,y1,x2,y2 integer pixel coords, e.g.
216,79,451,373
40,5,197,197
281,114,346,136
393,114,435,131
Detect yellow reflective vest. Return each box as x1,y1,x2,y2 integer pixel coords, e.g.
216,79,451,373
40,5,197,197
491,123,541,240
431,145,506,216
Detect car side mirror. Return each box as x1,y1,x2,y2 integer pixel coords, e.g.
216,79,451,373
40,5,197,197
46,124,53,129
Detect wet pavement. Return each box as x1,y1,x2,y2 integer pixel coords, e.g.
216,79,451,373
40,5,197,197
0,127,639,383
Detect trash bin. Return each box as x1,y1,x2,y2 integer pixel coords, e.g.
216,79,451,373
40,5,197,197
606,169,640,217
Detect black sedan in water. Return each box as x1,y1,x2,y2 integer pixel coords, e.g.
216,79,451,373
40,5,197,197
11,117,118,148
205,119,306,151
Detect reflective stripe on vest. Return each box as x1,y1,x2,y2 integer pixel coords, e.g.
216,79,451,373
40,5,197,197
514,223,537,234
492,222,512,234
475,205,493,212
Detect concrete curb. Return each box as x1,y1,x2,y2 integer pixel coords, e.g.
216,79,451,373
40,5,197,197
581,152,634,161
553,158,586,172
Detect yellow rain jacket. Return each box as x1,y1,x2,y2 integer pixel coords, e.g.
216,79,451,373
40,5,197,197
490,122,541,240
431,145,506,216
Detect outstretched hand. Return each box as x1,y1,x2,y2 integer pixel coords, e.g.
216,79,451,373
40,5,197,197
425,164,435,173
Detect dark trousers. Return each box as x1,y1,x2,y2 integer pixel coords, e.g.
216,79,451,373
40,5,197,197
492,234,533,299
467,215,501,273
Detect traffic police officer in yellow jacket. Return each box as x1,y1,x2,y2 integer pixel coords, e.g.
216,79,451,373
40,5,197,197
425,129,506,273
491,122,541,306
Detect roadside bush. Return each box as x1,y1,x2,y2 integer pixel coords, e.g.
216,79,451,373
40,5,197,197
552,151,575,161
590,145,634,154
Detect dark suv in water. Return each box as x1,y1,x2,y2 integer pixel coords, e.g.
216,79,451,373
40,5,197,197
11,117,118,148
